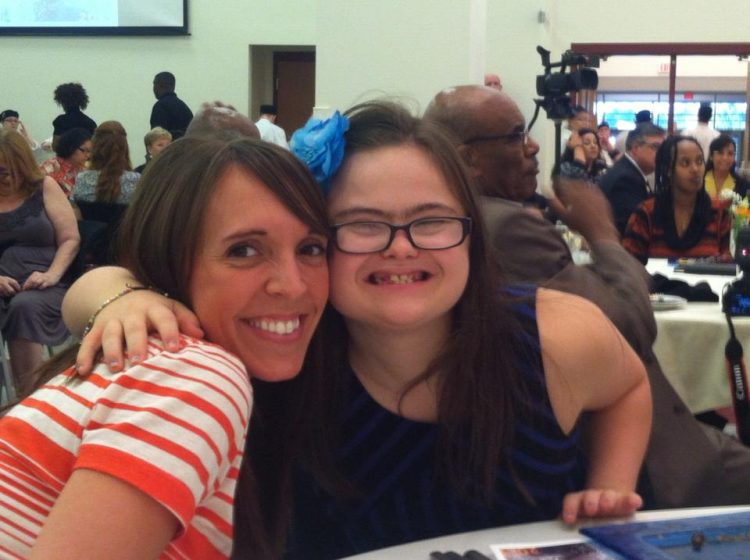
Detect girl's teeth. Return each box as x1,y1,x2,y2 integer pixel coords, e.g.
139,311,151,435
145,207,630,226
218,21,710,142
372,272,425,284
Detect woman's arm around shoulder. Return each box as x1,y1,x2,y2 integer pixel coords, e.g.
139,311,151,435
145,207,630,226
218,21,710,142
536,288,651,523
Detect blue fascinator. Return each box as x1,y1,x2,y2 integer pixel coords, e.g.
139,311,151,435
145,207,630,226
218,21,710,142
290,111,349,192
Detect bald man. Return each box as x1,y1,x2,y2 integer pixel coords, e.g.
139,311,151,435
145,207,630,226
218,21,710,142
483,73,502,91
424,85,750,509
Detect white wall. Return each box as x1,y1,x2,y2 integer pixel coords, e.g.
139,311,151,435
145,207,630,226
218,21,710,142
0,0,317,160
315,0,473,114
2,0,750,175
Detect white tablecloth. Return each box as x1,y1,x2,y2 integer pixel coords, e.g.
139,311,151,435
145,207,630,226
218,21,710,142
342,506,750,559
647,259,748,412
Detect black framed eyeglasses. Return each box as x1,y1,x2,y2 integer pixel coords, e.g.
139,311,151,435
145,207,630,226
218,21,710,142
332,216,472,254
463,130,529,146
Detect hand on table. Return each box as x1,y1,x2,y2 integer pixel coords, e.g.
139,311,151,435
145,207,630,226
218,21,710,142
561,489,643,524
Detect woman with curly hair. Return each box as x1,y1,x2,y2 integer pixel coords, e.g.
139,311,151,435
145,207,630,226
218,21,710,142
52,82,97,149
73,121,140,204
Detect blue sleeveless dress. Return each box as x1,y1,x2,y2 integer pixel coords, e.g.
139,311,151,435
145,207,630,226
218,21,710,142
287,287,587,559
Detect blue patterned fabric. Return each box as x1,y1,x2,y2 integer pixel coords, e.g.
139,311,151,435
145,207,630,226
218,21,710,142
287,286,587,559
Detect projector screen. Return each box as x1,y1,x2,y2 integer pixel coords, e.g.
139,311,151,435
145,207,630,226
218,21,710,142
0,0,188,36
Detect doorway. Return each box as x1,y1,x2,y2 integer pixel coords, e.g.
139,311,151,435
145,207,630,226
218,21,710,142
249,46,315,141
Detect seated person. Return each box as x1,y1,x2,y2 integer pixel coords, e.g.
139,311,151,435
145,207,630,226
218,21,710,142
562,127,608,181
623,135,731,264
1,109,39,150
134,126,172,174
73,121,140,204
0,130,79,393
39,127,91,197
704,134,750,199
0,135,328,558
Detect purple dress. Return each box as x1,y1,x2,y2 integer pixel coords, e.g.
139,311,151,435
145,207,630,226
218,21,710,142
0,188,70,345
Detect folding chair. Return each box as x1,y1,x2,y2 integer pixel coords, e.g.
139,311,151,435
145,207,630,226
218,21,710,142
0,333,15,406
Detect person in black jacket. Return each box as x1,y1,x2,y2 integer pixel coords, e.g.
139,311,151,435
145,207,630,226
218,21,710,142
597,122,666,234
150,71,193,140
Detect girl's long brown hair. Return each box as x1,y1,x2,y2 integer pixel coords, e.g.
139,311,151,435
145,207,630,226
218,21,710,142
291,101,531,513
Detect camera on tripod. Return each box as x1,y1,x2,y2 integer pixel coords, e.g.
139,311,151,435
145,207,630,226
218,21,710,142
534,46,598,122
723,227,750,316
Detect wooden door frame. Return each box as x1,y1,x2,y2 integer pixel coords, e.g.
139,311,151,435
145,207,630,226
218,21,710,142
571,43,750,160
272,51,316,108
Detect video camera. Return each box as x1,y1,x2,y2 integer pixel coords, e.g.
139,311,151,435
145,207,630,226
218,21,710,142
527,46,599,169
723,227,750,316
534,46,598,122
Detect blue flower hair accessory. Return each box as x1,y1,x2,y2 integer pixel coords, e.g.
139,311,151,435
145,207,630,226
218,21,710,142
290,111,349,192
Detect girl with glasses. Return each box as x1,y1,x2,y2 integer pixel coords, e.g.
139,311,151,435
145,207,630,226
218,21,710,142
61,102,650,558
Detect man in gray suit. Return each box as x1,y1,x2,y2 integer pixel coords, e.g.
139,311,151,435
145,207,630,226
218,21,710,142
424,85,750,508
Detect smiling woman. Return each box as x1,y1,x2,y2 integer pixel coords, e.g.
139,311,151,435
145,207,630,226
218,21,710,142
0,136,329,559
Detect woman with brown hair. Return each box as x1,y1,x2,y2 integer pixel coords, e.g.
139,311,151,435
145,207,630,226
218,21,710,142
73,120,141,204
0,136,329,558
0,129,79,392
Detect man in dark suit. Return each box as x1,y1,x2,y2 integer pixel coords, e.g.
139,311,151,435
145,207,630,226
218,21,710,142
424,85,750,508
598,123,665,234
151,71,194,140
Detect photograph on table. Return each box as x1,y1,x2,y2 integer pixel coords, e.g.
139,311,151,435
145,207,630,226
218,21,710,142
492,539,619,559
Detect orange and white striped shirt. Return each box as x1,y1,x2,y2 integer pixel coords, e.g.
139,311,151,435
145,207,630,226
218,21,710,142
0,335,251,559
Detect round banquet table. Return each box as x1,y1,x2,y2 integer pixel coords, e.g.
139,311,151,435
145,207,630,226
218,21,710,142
341,505,750,559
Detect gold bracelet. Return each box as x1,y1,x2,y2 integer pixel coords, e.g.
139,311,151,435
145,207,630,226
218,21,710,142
80,283,168,339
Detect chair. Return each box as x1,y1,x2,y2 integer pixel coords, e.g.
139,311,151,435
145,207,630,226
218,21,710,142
75,201,127,267
0,333,15,406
